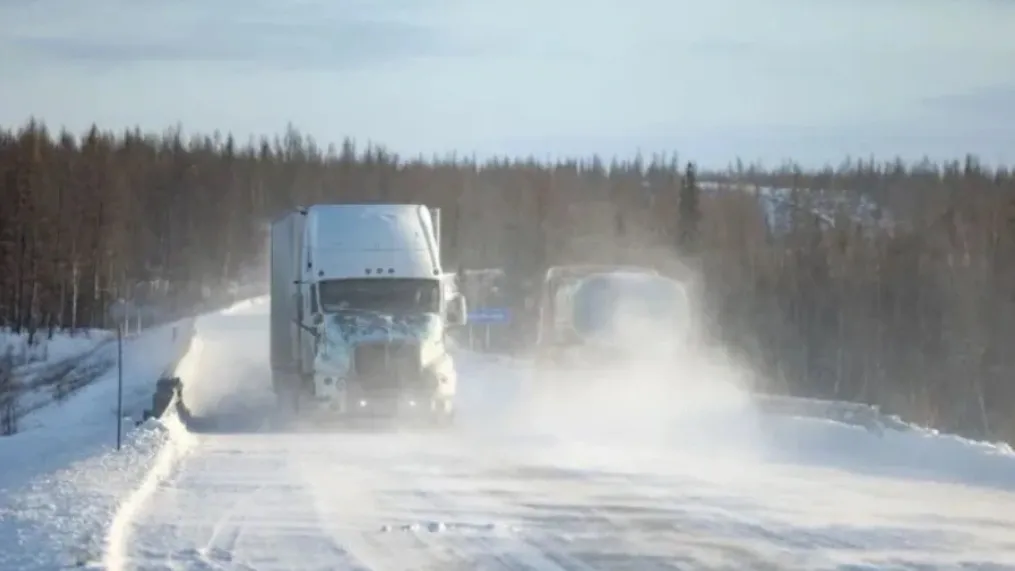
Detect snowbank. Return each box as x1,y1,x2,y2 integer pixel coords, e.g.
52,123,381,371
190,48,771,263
0,298,264,570
0,319,196,571
753,413,1015,492
0,413,189,570
453,348,1015,494
102,336,204,571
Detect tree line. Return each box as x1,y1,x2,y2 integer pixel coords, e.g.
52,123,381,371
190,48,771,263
1,119,1013,442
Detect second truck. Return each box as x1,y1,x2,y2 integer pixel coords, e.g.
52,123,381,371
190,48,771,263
269,203,468,425
534,264,690,367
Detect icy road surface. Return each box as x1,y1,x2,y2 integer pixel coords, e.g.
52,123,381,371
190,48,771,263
115,299,1015,570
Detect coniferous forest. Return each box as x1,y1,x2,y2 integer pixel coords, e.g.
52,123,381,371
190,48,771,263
1,119,1014,442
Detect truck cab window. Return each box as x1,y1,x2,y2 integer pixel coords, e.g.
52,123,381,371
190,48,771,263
317,278,440,315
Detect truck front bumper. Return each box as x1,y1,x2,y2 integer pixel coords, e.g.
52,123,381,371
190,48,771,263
311,373,451,416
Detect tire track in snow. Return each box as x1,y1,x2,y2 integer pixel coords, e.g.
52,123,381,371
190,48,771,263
398,485,599,571
101,337,204,571
295,440,605,571
377,445,804,571
193,479,273,568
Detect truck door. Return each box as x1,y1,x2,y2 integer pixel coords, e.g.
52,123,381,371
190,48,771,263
296,283,318,377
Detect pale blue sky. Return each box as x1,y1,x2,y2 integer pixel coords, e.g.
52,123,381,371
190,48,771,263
2,0,1014,167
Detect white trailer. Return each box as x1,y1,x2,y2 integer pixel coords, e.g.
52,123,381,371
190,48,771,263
269,203,467,423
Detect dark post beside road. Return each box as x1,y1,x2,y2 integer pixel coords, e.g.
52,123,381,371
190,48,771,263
116,321,124,451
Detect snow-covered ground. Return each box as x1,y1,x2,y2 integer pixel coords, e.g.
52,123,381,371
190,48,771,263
1,327,112,370
15,296,1001,571
0,319,194,570
2,327,116,427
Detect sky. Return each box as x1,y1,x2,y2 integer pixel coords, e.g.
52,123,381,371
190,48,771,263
2,0,1014,168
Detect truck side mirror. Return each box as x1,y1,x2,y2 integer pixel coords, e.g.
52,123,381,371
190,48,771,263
447,295,467,326
312,313,324,327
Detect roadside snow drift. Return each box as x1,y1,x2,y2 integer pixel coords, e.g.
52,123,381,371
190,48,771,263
0,319,195,571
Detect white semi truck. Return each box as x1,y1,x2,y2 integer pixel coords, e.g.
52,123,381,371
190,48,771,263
269,203,467,424
534,264,689,366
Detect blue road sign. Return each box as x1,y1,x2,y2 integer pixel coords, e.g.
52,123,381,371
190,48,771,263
467,307,511,324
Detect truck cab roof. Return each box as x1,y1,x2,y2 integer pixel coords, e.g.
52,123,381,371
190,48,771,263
303,203,442,281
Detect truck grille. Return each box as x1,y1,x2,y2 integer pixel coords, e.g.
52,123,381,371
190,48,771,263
353,341,421,391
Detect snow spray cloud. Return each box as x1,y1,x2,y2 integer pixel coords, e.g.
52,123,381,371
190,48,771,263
514,255,764,458
176,297,277,433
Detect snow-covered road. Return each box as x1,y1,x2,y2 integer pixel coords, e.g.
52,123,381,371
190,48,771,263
114,299,1015,570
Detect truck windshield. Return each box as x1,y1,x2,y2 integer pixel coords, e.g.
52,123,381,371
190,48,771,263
318,279,439,315
573,277,684,334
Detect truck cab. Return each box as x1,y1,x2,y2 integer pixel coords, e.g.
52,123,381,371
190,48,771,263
270,203,467,422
